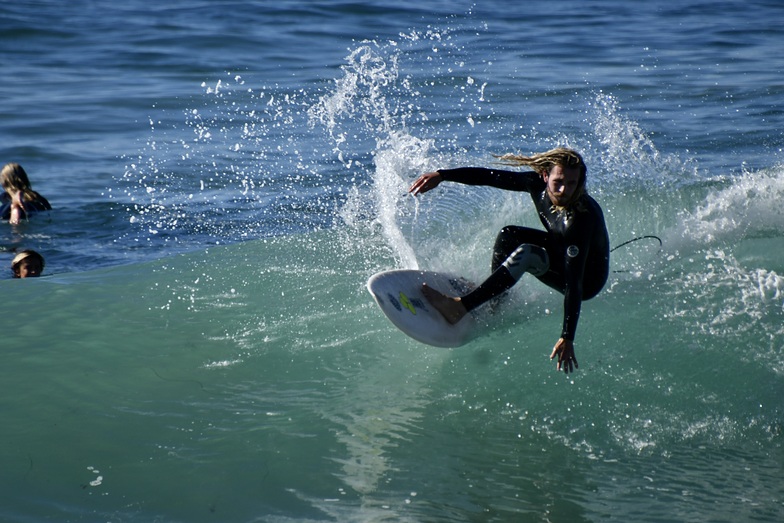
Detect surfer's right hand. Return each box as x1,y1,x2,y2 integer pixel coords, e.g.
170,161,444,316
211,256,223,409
408,171,443,196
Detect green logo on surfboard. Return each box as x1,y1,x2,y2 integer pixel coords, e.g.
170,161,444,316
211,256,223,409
399,292,416,314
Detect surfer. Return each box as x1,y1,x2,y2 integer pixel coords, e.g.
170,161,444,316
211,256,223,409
408,148,609,373
1,163,52,224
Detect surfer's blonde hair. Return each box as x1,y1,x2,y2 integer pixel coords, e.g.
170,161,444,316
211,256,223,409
494,147,586,180
495,147,588,206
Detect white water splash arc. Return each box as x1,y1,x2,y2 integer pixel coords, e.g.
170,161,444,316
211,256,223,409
309,43,435,268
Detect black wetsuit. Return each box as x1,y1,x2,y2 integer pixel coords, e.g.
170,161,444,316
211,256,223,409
438,167,610,341
0,192,51,221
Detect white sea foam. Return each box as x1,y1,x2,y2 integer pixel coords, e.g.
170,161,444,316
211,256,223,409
678,164,784,245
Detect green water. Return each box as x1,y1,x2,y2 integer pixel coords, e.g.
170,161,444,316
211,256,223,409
2,224,782,522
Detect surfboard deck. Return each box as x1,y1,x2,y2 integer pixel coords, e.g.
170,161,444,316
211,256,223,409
366,269,478,348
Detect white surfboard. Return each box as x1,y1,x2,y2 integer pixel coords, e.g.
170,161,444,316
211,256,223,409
366,269,479,348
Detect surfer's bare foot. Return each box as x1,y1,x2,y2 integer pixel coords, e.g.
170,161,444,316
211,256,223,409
422,284,468,324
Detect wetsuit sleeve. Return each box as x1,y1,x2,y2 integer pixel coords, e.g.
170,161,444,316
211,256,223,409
560,222,595,340
438,168,541,192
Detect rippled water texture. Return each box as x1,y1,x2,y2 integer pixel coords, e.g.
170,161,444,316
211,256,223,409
1,1,783,521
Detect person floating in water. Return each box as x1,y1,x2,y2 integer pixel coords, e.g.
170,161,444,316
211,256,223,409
11,249,45,278
1,163,52,224
408,148,610,374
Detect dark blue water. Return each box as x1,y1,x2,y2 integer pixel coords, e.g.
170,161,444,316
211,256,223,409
2,1,783,521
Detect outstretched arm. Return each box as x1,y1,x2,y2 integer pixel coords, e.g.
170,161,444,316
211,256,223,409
408,171,443,196
551,270,583,374
411,168,542,196
553,227,594,374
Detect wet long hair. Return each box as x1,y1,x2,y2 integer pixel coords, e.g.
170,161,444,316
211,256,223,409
494,147,588,203
1,163,38,202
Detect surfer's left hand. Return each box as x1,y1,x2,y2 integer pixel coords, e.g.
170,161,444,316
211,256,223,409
550,338,578,374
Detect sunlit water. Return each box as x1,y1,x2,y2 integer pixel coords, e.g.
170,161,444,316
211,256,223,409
1,1,783,521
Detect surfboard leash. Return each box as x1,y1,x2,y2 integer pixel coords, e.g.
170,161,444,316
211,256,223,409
610,235,662,253
610,235,663,274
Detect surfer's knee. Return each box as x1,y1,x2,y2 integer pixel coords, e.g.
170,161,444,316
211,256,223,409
494,226,518,252
497,225,518,238
502,244,549,280
493,226,530,270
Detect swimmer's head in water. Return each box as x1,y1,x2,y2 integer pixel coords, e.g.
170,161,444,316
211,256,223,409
12,249,45,278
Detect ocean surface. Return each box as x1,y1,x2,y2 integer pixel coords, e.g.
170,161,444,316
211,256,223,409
2,0,783,521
